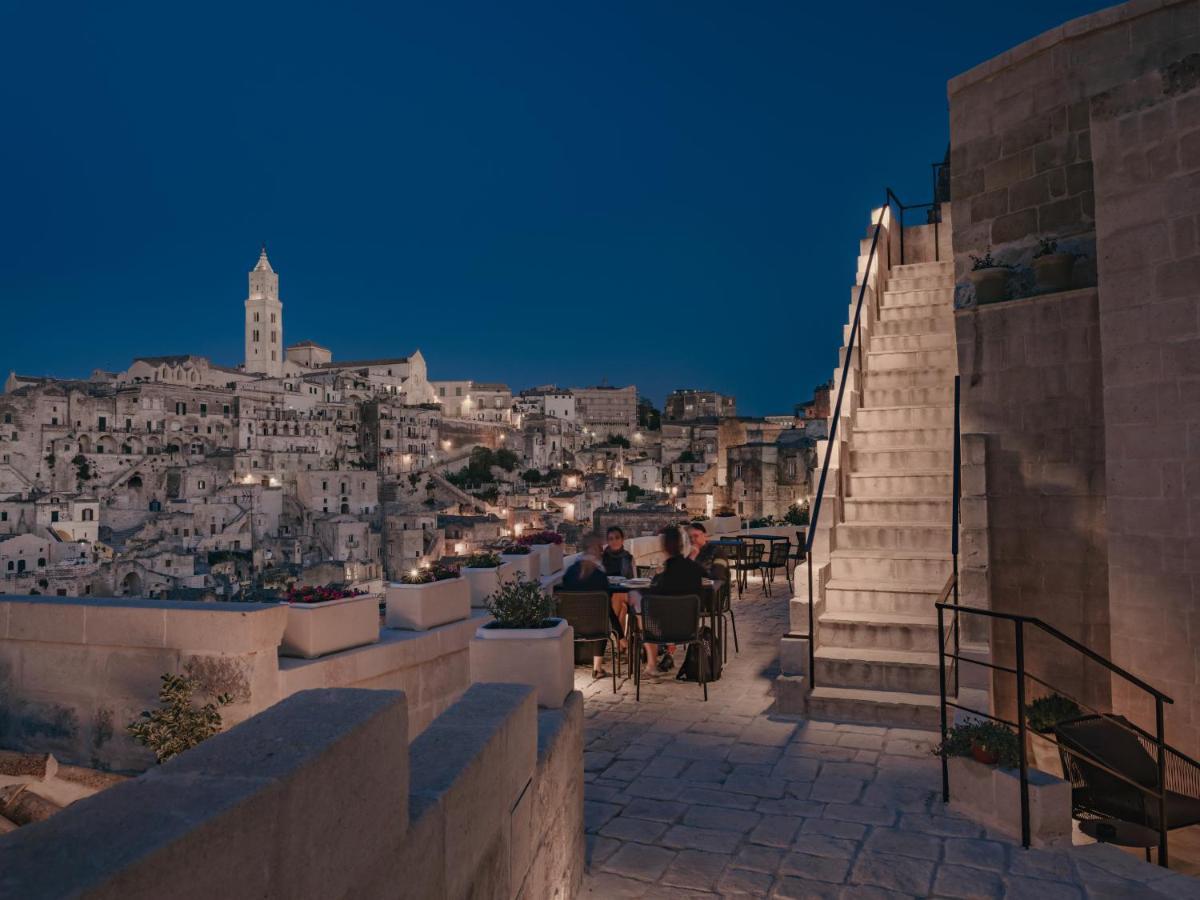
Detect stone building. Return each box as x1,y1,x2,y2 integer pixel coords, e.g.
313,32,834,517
663,388,736,422
572,384,637,439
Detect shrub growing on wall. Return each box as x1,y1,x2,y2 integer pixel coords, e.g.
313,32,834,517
127,673,232,764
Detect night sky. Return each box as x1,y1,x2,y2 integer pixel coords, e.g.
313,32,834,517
1,1,1104,415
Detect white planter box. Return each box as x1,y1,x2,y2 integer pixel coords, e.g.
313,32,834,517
710,516,742,535
501,553,539,582
525,545,549,578
947,755,1071,848
385,576,470,631
279,594,380,659
531,543,563,576
462,562,517,609
470,617,573,708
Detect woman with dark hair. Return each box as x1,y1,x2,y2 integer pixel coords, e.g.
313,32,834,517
601,526,635,578
631,526,705,676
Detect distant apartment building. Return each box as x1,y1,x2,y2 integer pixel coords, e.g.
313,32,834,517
432,380,512,423
573,384,637,439
663,389,736,422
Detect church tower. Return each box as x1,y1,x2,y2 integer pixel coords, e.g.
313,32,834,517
243,244,284,377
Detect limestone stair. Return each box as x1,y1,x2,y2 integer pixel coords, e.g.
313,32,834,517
807,257,958,729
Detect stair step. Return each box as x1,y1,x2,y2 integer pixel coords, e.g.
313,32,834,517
886,276,952,292
862,368,954,390
892,261,953,277
861,386,954,408
843,497,953,523
874,316,954,337
850,448,953,472
834,521,952,551
856,405,953,430
820,611,940,652
808,686,942,729
848,471,954,497
825,578,946,615
866,348,957,371
815,647,943,694
870,332,955,353
830,549,953,583
879,303,953,323
852,427,953,449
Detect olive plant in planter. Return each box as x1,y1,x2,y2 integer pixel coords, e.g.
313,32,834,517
1024,693,1082,777
469,577,573,708
279,584,380,659
517,530,565,576
462,551,517,609
1032,238,1076,293
968,251,1012,305
385,561,470,631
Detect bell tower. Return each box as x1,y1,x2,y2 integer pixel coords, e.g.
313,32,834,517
243,244,283,377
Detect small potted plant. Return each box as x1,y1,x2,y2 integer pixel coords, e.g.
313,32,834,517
1032,238,1076,293
1024,693,1082,777
933,719,1020,768
461,551,517,609
968,251,1011,305
279,584,379,659
469,576,573,708
385,560,469,631
517,530,565,576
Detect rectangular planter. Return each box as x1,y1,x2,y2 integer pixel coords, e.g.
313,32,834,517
524,545,550,579
462,562,517,609
280,594,380,659
501,553,539,582
385,576,470,631
531,543,564,576
470,618,573,708
947,755,1071,848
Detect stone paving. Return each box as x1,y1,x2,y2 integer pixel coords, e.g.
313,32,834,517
575,577,1200,899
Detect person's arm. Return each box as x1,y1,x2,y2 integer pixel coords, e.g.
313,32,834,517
623,552,635,579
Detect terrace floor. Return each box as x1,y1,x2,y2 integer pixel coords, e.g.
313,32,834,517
574,577,1200,899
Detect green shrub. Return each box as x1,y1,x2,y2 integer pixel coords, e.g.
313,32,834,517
783,502,809,526
127,673,231,764
1025,694,1082,734
932,718,1021,768
484,577,554,629
465,551,502,568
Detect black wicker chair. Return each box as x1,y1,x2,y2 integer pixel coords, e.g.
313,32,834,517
709,560,738,660
555,590,620,693
751,542,790,597
632,593,706,702
1055,714,1200,840
729,541,760,597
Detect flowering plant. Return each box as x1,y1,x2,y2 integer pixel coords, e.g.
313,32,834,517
400,561,459,584
498,543,531,555
285,585,365,604
464,551,503,569
517,530,563,546
484,576,555,629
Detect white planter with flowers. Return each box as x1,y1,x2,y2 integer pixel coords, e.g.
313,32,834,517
280,593,380,659
385,575,470,631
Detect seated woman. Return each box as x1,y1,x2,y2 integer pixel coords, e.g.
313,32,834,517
631,526,705,677
561,532,614,679
601,526,635,642
687,522,719,575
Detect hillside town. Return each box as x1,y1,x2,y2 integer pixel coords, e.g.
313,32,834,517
0,247,826,603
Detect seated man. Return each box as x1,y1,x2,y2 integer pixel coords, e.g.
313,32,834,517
561,532,613,679
633,526,705,676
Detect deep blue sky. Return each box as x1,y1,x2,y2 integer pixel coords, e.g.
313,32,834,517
1,1,1104,415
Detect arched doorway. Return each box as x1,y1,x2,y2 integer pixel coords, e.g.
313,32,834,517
121,571,144,596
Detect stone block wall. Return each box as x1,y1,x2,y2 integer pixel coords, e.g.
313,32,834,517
1090,60,1200,751
955,290,1110,718
948,0,1200,303
0,684,585,899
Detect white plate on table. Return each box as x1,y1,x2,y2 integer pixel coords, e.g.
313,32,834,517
621,578,652,588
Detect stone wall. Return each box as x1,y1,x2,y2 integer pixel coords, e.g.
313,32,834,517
955,290,1110,717
948,0,1200,303
0,596,475,770
0,684,585,899
1090,61,1200,751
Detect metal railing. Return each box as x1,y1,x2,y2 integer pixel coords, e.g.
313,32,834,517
934,591,1200,866
802,176,947,686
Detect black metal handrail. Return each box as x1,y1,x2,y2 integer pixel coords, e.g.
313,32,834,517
934,598,1193,866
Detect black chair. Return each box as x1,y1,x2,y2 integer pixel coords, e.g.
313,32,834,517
709,560,738,660
753,542,790,597
786,534,807,589
729,541,759,597
555,590,621,693
632,593,706,702
1055,714,1200,840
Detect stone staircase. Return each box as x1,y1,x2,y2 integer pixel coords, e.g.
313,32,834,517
805,255,959,729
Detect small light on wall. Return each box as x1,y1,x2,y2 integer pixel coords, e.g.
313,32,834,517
409,568,419,578
454,542,465,554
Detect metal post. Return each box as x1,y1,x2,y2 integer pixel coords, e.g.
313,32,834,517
1156,698,1169,867
952,374,961,698
1015,620,1031,849
899,206,906,265
807,552,815,689
937,603,949,803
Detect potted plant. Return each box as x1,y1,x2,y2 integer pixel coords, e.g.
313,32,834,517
498,542,539,581
517,530,564,576
1032,238,1076,293
933,719,1021,768
968,251,1012,305
1024,693,1082,777
279,584,379,659
385,561,469,631
461,551,517,609
469,577,573,708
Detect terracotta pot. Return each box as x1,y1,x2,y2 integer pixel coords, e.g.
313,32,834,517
971,742,999,766
1033,253,1075,293
968,267,1009,305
